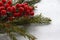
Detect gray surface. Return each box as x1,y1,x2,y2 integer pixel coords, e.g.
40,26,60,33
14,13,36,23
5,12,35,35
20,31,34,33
0,0,60,40
0,34,10,40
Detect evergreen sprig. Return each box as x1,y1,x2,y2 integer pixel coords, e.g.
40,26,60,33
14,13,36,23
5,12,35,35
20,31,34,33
13,0,41,5
0,0,51,40
30,14,51,24
0,13,51,40
12,26,36,40
10,14,51,25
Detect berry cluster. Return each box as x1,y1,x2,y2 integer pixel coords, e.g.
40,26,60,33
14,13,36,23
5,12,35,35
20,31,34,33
0,0,34,21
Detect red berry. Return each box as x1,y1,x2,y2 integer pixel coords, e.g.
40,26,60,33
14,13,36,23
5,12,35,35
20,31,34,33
0,6,5,11
16,3,22,8
11,6,16,13
19,7,24,13
24,2,28,5
13,13,21,17
7,0,12,5
5,4,10,8
12,6,16,10
18,13,22,16
7,7,12,12
0,6,5,10
21,4,25,7
0,1,3,6
0,7,2,11
26,10,30,14
24,5,29,10
24,10,30,16
29,6,33,11
1,10,6,15
2,0,6,3
1,6,5,9
30,11,34,16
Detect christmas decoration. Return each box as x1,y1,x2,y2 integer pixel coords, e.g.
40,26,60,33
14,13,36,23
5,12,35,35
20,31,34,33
0,0,51,40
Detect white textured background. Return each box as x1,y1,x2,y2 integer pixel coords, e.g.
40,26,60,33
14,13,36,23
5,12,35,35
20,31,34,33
0,0,60,40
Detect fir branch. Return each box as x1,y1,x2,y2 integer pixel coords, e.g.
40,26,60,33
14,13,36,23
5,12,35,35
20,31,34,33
30,14,51,24
12,0,24,5
13,26,36,40
0,24,5,33
13,0,40,6
0,23,36,40
10,14,51,25
4,24,17,40
24,0,41,5
7,32,17,40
